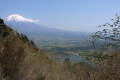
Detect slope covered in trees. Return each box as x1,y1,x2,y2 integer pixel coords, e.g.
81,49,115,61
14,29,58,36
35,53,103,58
0,17,120,80
0,18,94,80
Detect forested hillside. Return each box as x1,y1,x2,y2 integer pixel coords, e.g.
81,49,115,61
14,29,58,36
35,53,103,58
0,18,120,80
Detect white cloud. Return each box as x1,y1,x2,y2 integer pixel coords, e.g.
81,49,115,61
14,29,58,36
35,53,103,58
25,18,39,23
6,14,39,23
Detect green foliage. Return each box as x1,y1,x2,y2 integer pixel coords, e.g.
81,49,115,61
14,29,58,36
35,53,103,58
20,33,29,43
89,14,120,80
31,40,35,45
91,14,120,49
63,58,71,70
0,18,4,28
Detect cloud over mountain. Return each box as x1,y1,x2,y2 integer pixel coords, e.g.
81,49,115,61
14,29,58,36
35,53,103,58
5,14,39,23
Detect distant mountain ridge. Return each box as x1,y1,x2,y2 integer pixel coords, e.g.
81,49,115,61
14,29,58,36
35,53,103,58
5,14,89,38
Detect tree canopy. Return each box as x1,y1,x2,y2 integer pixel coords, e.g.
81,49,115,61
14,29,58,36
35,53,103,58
91,14,120,50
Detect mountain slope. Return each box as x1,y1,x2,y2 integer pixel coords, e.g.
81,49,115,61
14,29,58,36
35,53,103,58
5,14,89,38
0,18,94,80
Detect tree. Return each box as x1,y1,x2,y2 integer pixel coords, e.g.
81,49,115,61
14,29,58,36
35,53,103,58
90,14,120,80
63,58,71,70
0,42,25,80
91,14,120,50
0,18,4,28
0,19,25,80
0,18,4,35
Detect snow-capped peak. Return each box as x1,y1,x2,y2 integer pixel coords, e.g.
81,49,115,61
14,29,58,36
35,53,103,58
6,14,39,23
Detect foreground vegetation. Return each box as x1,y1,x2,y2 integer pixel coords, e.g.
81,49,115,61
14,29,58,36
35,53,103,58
0,15,120,80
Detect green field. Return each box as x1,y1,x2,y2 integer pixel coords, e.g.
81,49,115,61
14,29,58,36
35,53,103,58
31,36,93,57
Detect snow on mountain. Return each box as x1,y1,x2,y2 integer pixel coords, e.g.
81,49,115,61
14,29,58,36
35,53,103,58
5,14,39,23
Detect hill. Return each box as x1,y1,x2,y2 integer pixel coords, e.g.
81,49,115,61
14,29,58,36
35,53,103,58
1,17,120,80
0,18,94,80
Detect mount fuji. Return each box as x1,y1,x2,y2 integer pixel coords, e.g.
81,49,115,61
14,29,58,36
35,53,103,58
5,14,87,38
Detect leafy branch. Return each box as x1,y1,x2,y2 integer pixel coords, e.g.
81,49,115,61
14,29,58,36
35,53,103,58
91,14,120,50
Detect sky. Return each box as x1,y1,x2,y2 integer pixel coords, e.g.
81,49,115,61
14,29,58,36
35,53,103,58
1,0,120,32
